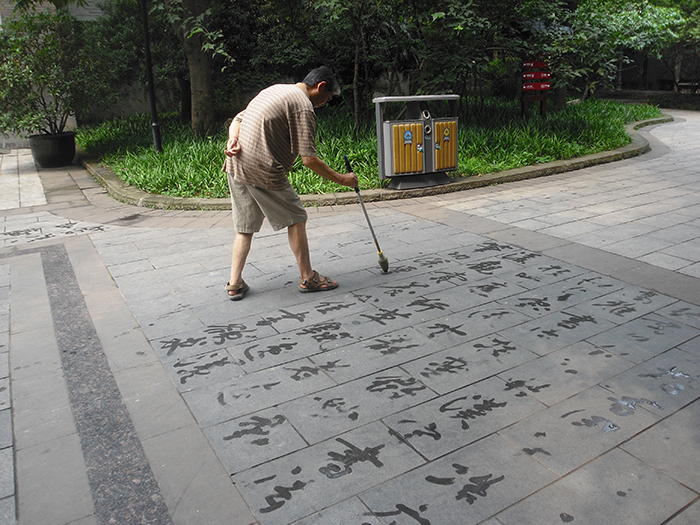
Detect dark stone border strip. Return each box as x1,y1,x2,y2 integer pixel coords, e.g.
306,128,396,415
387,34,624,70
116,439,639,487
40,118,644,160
2,245,173,524
80,115,673,211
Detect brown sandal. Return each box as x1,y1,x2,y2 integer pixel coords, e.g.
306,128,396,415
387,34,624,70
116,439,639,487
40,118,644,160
299,271,338,293
225,281,248,301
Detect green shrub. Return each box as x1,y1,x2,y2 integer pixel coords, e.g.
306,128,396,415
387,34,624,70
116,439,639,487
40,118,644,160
77,98,662,199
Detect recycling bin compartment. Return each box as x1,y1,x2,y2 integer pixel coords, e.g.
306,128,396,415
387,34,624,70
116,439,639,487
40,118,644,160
374,94,459,189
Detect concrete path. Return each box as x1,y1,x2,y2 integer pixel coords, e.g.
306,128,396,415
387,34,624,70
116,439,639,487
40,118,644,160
1,110,699,525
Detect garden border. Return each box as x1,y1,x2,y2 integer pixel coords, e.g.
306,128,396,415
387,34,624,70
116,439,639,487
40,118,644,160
80,114,673,211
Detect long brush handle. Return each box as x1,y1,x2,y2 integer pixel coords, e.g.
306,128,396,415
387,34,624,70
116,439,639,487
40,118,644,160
345,156,382,254
356,188,382,253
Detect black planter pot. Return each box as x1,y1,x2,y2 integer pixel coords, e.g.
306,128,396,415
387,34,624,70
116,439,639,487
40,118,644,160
28,132,76,168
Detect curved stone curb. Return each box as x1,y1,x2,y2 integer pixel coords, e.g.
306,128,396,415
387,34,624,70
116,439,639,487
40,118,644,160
80,114,673,211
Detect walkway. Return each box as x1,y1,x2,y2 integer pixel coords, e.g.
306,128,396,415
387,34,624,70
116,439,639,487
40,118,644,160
1,110,699,525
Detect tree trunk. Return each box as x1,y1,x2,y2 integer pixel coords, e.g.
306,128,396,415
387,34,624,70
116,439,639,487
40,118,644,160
554,85,567,111
178,0,216,135
350,11,361,131
176,73,192,124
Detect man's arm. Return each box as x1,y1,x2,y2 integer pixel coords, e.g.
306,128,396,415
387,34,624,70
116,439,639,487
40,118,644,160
302,156,358,188
225,111,244,157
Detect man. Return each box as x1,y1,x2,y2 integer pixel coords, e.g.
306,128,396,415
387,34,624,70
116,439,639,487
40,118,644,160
223,66,357,301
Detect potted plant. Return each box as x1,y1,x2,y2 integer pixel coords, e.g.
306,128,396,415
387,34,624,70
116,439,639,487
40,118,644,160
0,8,111,167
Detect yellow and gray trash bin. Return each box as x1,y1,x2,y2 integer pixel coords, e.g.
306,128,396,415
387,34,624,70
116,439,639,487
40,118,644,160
373,94,459,189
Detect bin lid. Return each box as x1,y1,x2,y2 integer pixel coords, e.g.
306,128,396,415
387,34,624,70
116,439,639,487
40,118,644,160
373,94,460,104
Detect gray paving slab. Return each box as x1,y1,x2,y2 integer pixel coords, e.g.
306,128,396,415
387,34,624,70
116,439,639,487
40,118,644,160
383,375,545,460
0,449,13,500
667,501,700,525
498,305,618,356
599,347,700,417
495,448,696,525
359,434,557,525
400,334,538,395
232,421,425,525
498,385,662,476
291,498,382,525
586,312,700,363
498,340,635,407
281,366,437,444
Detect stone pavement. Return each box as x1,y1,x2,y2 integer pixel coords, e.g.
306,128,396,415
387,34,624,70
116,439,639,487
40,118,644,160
1,110,699,525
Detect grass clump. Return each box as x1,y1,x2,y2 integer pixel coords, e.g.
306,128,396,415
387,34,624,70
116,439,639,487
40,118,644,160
77,98,662,199
458,98,661,176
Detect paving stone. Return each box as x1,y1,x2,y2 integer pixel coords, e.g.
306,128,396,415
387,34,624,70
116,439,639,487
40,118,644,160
496,277,617,318
498,385,661,476
153,311,280,358
231,319,363,374
657,300,700,329
292,497,382,525
140,308,208,341
383,376,545,460
440,239,520,262
205,407,307,475
182,360,338,427
599,347,700,417
232,421,425,525
313,327,444,384
497,447,696,525
401,335,538,395
566,271,628,294
498,306,617,356
575,286,678,325
0,497,15,524
359,434,557,525
0,448,13,500
0,411,11,450
15,433,95,525
666,499,700,525
586,312,700,364
495,256,587,289
164,349,247,392
499,341,635,407
677,336,700,357
280,367,436,444
411,309,506,349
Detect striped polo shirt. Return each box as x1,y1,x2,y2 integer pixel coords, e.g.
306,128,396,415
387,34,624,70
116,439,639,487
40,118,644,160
227,84,317,191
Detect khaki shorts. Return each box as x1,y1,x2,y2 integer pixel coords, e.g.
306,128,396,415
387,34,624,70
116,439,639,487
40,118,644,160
229,178,307,233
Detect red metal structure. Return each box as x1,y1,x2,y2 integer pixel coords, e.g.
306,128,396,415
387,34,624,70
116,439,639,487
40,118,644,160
521,60,551,118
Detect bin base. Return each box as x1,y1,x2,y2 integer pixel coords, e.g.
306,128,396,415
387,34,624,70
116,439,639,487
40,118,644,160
388,172,450,190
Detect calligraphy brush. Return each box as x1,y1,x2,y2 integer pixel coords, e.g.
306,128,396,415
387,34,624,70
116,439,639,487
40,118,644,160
344,155,389,273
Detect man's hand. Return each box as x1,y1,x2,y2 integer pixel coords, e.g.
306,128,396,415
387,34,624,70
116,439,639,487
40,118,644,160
225,112,244,157
340,171,358,188
225,137,241,157
302,156,358,188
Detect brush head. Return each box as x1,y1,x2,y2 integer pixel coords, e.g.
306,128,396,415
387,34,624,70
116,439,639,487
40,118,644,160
378,251,389,273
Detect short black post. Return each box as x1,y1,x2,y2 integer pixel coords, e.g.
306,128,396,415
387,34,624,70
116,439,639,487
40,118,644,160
138,0,162,153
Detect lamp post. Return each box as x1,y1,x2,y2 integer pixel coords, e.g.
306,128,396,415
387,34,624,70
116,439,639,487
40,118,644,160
138,0,162,152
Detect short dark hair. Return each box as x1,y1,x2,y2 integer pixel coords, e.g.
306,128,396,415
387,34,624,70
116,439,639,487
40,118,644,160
302,66,341,95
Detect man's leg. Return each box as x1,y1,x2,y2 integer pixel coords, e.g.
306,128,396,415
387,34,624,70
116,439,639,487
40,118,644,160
288,221,337,290
229,232,253,296
288,221,312,280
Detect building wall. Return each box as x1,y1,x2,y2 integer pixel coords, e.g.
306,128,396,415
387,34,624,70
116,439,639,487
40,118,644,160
0,0,102,25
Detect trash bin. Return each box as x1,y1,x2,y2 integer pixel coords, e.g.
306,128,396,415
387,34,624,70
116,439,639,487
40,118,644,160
373,94,460,189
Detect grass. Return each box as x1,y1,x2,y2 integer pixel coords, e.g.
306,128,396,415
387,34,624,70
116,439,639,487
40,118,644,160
76,98,663,199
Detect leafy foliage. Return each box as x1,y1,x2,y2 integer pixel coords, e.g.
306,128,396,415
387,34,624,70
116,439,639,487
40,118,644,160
76,100,662,198
543,0,685,97
0,9,118,135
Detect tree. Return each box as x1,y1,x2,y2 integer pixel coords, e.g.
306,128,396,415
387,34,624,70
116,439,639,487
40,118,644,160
547,0,685,98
